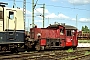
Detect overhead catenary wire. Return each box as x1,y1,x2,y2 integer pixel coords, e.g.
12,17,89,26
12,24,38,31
34,9,90,22
7,0,90,11
8,0,32,3
25,6,90,24
32,9,90,23
44,4,90,11
34,0,39,8
34,8,43,17
7,0,90,24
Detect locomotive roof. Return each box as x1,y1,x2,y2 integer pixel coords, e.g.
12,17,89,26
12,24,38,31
49,24,77,30
0,2,8,7
48,24,62,28
64,25,77,30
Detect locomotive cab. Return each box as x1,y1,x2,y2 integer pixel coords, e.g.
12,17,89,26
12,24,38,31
0,2,24,52
65,25,78,48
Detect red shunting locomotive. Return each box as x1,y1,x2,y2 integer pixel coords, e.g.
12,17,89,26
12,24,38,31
26,23,78,50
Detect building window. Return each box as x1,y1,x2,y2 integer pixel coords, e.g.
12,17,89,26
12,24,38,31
9,11,14,20
0,11,3,19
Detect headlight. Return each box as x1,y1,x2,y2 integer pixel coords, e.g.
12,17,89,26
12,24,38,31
37,33,41,37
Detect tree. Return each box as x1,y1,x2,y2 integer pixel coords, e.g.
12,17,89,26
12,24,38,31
85,25,89,32
81,25,90,32
82,26,85,31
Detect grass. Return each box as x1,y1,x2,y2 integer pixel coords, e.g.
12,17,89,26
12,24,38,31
78,40,90,43
65,51,90,60
85,51,90,55
66,48,73,52
65,48,90,60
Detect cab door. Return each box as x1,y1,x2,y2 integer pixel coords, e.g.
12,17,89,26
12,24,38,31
5,9,16,30
65,30,72,46
72,30,78,46
59,26,66,47
5,8,17,41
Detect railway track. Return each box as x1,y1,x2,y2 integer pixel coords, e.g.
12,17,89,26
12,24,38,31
0,48,90,60
69,54,90,60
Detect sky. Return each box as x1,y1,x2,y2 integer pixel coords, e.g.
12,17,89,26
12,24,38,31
1,0,90,31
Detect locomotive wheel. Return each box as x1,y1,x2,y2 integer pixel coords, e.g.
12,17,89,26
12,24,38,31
73,46,77,50
35,44,41,51
2,46,8,51
11,48,18,53
41,46,45,50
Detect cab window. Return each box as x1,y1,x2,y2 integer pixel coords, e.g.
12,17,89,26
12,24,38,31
67,30,71,36
60,29,64,35
71,30,75,36
9,11,14,20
